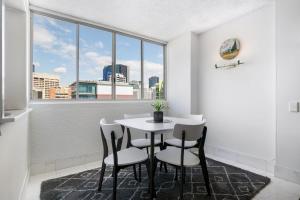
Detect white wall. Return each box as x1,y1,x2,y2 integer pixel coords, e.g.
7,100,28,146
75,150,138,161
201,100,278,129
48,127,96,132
0,6,30,200
167,32,195,116
29,102,153,175
4,7,27,110
275,0,300,184
0,115,29,200
197,5,276,173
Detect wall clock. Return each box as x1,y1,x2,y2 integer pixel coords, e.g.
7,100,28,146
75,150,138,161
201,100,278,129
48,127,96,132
220,38,240,60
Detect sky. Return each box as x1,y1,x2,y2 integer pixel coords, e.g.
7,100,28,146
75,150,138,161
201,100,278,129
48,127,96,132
33,14,164,87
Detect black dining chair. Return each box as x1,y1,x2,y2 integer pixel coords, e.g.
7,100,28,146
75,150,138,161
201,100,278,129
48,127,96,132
164,114,206,178
97,118,149,200
156,122,211,199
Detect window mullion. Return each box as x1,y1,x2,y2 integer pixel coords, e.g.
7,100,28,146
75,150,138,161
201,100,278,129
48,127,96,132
163,45,167,100
112,32,116,100
141,40,144,100
76,24,80,100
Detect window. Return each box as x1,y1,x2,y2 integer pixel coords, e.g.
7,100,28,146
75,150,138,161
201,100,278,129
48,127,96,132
79,25,113,100
116,34,141,100
31,12,165,101
143,42,164,99
32,14,76,100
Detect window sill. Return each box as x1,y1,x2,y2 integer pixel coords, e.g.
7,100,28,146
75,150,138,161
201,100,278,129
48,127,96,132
0,108,33,123
29,99,164,105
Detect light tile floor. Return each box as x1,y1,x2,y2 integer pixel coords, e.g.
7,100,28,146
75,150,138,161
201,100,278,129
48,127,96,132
24,161,300,200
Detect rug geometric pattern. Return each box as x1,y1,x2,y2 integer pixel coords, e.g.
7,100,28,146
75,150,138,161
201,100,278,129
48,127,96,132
40,158,270,200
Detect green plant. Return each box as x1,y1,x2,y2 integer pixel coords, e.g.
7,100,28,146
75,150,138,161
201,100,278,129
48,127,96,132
151,100,168,112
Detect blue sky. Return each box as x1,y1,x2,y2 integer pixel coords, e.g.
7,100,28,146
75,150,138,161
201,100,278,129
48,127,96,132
33,14,164,87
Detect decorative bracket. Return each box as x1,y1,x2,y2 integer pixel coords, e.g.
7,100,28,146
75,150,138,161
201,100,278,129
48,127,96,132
215,60,244,69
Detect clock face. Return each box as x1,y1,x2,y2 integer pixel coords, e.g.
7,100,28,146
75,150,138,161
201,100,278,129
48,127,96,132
220,38,240,60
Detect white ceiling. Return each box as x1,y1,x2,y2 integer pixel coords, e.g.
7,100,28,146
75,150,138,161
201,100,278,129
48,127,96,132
29,0,273,41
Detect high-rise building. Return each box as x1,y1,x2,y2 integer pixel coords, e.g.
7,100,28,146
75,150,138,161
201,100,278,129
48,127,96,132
103,64,128,82
69,81,97,99
32,72,60,99
108,73,127,83
149,76,159,88
49,87,71,99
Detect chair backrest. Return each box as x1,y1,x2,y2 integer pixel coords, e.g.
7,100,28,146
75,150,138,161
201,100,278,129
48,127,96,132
100,118,123,140
173,122,205,141
187,114,203,122
124,113,151,119
177,114,204,122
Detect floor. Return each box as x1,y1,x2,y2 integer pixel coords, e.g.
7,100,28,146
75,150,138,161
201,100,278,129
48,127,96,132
24,161,300,200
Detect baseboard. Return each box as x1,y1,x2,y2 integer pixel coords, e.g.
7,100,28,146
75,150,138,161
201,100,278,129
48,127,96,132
275,164,300,185
18,168,30,200
205,144,275,176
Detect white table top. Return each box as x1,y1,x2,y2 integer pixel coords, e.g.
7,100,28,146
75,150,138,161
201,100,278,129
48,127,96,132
115,116,204,133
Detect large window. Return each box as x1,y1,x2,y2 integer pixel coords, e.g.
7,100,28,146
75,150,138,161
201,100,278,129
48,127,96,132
79,25,113,100
116,34,141,100
31,12,165,101
32,14,76,100
143,42,164,99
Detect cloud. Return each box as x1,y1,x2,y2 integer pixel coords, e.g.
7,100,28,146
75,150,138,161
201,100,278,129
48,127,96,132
33,25,56,49
95,41,104,49
33,61,40,67
33,22,75,59
157,53,163,59
53,67,67,74
84,51,112,69
43,17,71,33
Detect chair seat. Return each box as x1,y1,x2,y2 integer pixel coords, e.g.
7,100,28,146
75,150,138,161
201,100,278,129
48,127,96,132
104,147,148,166
156,147,200,167
131,138,161,148
165,138,197,148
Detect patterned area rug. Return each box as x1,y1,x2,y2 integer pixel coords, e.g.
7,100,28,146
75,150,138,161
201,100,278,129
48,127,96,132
40,158,270,200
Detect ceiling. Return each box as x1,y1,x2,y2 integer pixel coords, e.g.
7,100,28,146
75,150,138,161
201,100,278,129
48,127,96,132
29,0,273,41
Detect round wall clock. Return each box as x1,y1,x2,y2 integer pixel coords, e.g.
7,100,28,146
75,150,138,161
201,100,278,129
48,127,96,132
220,38,240,60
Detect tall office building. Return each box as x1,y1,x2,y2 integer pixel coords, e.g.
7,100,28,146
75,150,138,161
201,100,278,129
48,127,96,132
32,72,60,99
149,76,159,88
103,64,128,82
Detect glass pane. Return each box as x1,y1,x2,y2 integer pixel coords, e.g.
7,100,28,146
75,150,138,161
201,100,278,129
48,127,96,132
116,34,141,100
79,25,112,100
143,42,164,99
32,14,76,100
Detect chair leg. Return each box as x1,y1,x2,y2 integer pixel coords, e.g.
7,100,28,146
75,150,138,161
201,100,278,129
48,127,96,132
112,167,118,200
159,142,168,173
175,167,178,180
154,158,158,174
183,167,186,184
159,162,163,171
145,160,151,193
139,163,142,182
164,162,168,173
180,165,184,200
145,160,150,178
97,163,106,192
133,165,138,181
199,149,211,196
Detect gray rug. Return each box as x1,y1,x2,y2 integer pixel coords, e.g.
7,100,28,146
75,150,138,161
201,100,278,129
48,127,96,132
40,158,270,200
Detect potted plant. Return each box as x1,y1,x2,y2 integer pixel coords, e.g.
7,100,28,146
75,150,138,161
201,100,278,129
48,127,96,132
151,100,167,123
